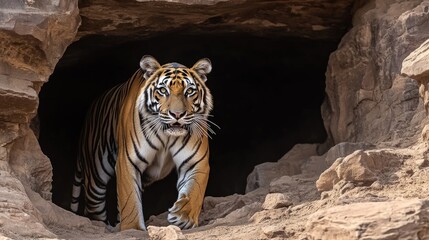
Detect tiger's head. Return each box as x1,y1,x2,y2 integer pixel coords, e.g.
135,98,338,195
137,55,214,138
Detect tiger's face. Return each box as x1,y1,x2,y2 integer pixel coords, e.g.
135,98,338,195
138,56,213,138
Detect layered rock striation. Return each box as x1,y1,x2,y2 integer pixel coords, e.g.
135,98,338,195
0,0,81,238
322,0,429,146
1,0,429,239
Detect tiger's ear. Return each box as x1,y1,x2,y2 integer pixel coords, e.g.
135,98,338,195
140,55,161,79
192,58,212,81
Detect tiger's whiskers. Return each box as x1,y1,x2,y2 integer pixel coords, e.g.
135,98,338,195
191,114,220,139
141,115,162,139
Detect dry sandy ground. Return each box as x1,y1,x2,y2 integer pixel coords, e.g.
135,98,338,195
37,137,429,240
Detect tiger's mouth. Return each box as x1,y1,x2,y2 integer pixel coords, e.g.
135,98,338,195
164,123,188,136
170,122,182,127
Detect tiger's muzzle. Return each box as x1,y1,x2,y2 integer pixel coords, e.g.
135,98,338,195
165,123,188,136
163,111,189,136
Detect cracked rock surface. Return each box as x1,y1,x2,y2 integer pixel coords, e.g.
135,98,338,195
2,0,429,239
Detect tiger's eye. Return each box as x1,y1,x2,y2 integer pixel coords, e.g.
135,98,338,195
159,88,167,94
186,88,194,94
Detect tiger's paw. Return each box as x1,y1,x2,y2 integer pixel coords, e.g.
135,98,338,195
167,196,198,229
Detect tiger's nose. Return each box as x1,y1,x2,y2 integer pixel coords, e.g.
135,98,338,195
169,110,186,119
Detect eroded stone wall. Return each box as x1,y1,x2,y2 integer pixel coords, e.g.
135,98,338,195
0,0,80,237
2,0,429,239
0,0,80,196
322,0,429,146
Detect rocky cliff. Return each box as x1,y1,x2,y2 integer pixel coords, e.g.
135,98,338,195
1,0,429,239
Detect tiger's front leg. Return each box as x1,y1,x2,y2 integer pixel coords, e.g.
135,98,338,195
168,137,210,229
116,152,146,231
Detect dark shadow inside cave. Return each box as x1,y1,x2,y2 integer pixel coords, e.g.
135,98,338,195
38,32,336,223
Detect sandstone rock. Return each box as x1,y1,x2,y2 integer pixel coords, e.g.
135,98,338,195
262,193,293,210
0,0,80,123
1,0,429,239
25,186,104,234
0,160,55,239
300,155,329,177
146,211,170,228
316,149,403,192
78,0,354,40
324,142,374,166
261,225,287,239
0,122,21,146
246,161,299,193
148,225,186,240
250,208,289,224
304,199,429,240
322,0,428,146
422,124,429,141
136,0,228,5
268,176,302,205
370,180,383,190
199,195,246,225
0,78,38,123
9,127,52,200
315,159,341,192
246,144,318,193
269,176,298,194
338,181,355,195
415,158,429,169
402,39,429,117
212,202,262,225
0,1,81,239
402,39,429,83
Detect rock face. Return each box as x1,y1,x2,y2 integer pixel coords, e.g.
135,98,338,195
9,126,53,200
246,144,318,193
316,149,404,192
78,0,355,40
402,39,429,83
0,0,81,238
0,0,80,122
402,39,429,118
304,199,429,240
322,0,429,146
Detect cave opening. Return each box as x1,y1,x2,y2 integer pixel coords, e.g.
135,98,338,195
38,31,336,221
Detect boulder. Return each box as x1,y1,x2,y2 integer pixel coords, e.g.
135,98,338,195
402,39,429,123
262,193,293,210
304,199,429,240
246,144,318,193
148,225,186,240
322,0,429,146
316,149,403,192
402,39,429,83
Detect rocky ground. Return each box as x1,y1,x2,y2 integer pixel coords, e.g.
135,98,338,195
20,133,428,240
1,0,429,239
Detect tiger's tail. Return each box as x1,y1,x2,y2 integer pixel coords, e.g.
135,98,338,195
70,159,83,213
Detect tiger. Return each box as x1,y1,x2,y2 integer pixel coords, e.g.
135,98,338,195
70,55,214,231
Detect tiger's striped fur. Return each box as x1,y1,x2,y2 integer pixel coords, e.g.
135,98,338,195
71,55,213,231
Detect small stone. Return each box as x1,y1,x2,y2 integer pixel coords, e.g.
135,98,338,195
416,159,429,169
405,168,414,176
269,175,296,193
339,182,355,194
262,193,293,210
147,225,186,240
262,225,286,238
371,181,383,190
305,199,429,239
422,125,429,141
320,191,330,200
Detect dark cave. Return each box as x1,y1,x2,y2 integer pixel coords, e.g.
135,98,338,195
38,32,336,222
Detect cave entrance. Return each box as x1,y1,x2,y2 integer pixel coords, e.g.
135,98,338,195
38,31,335,221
